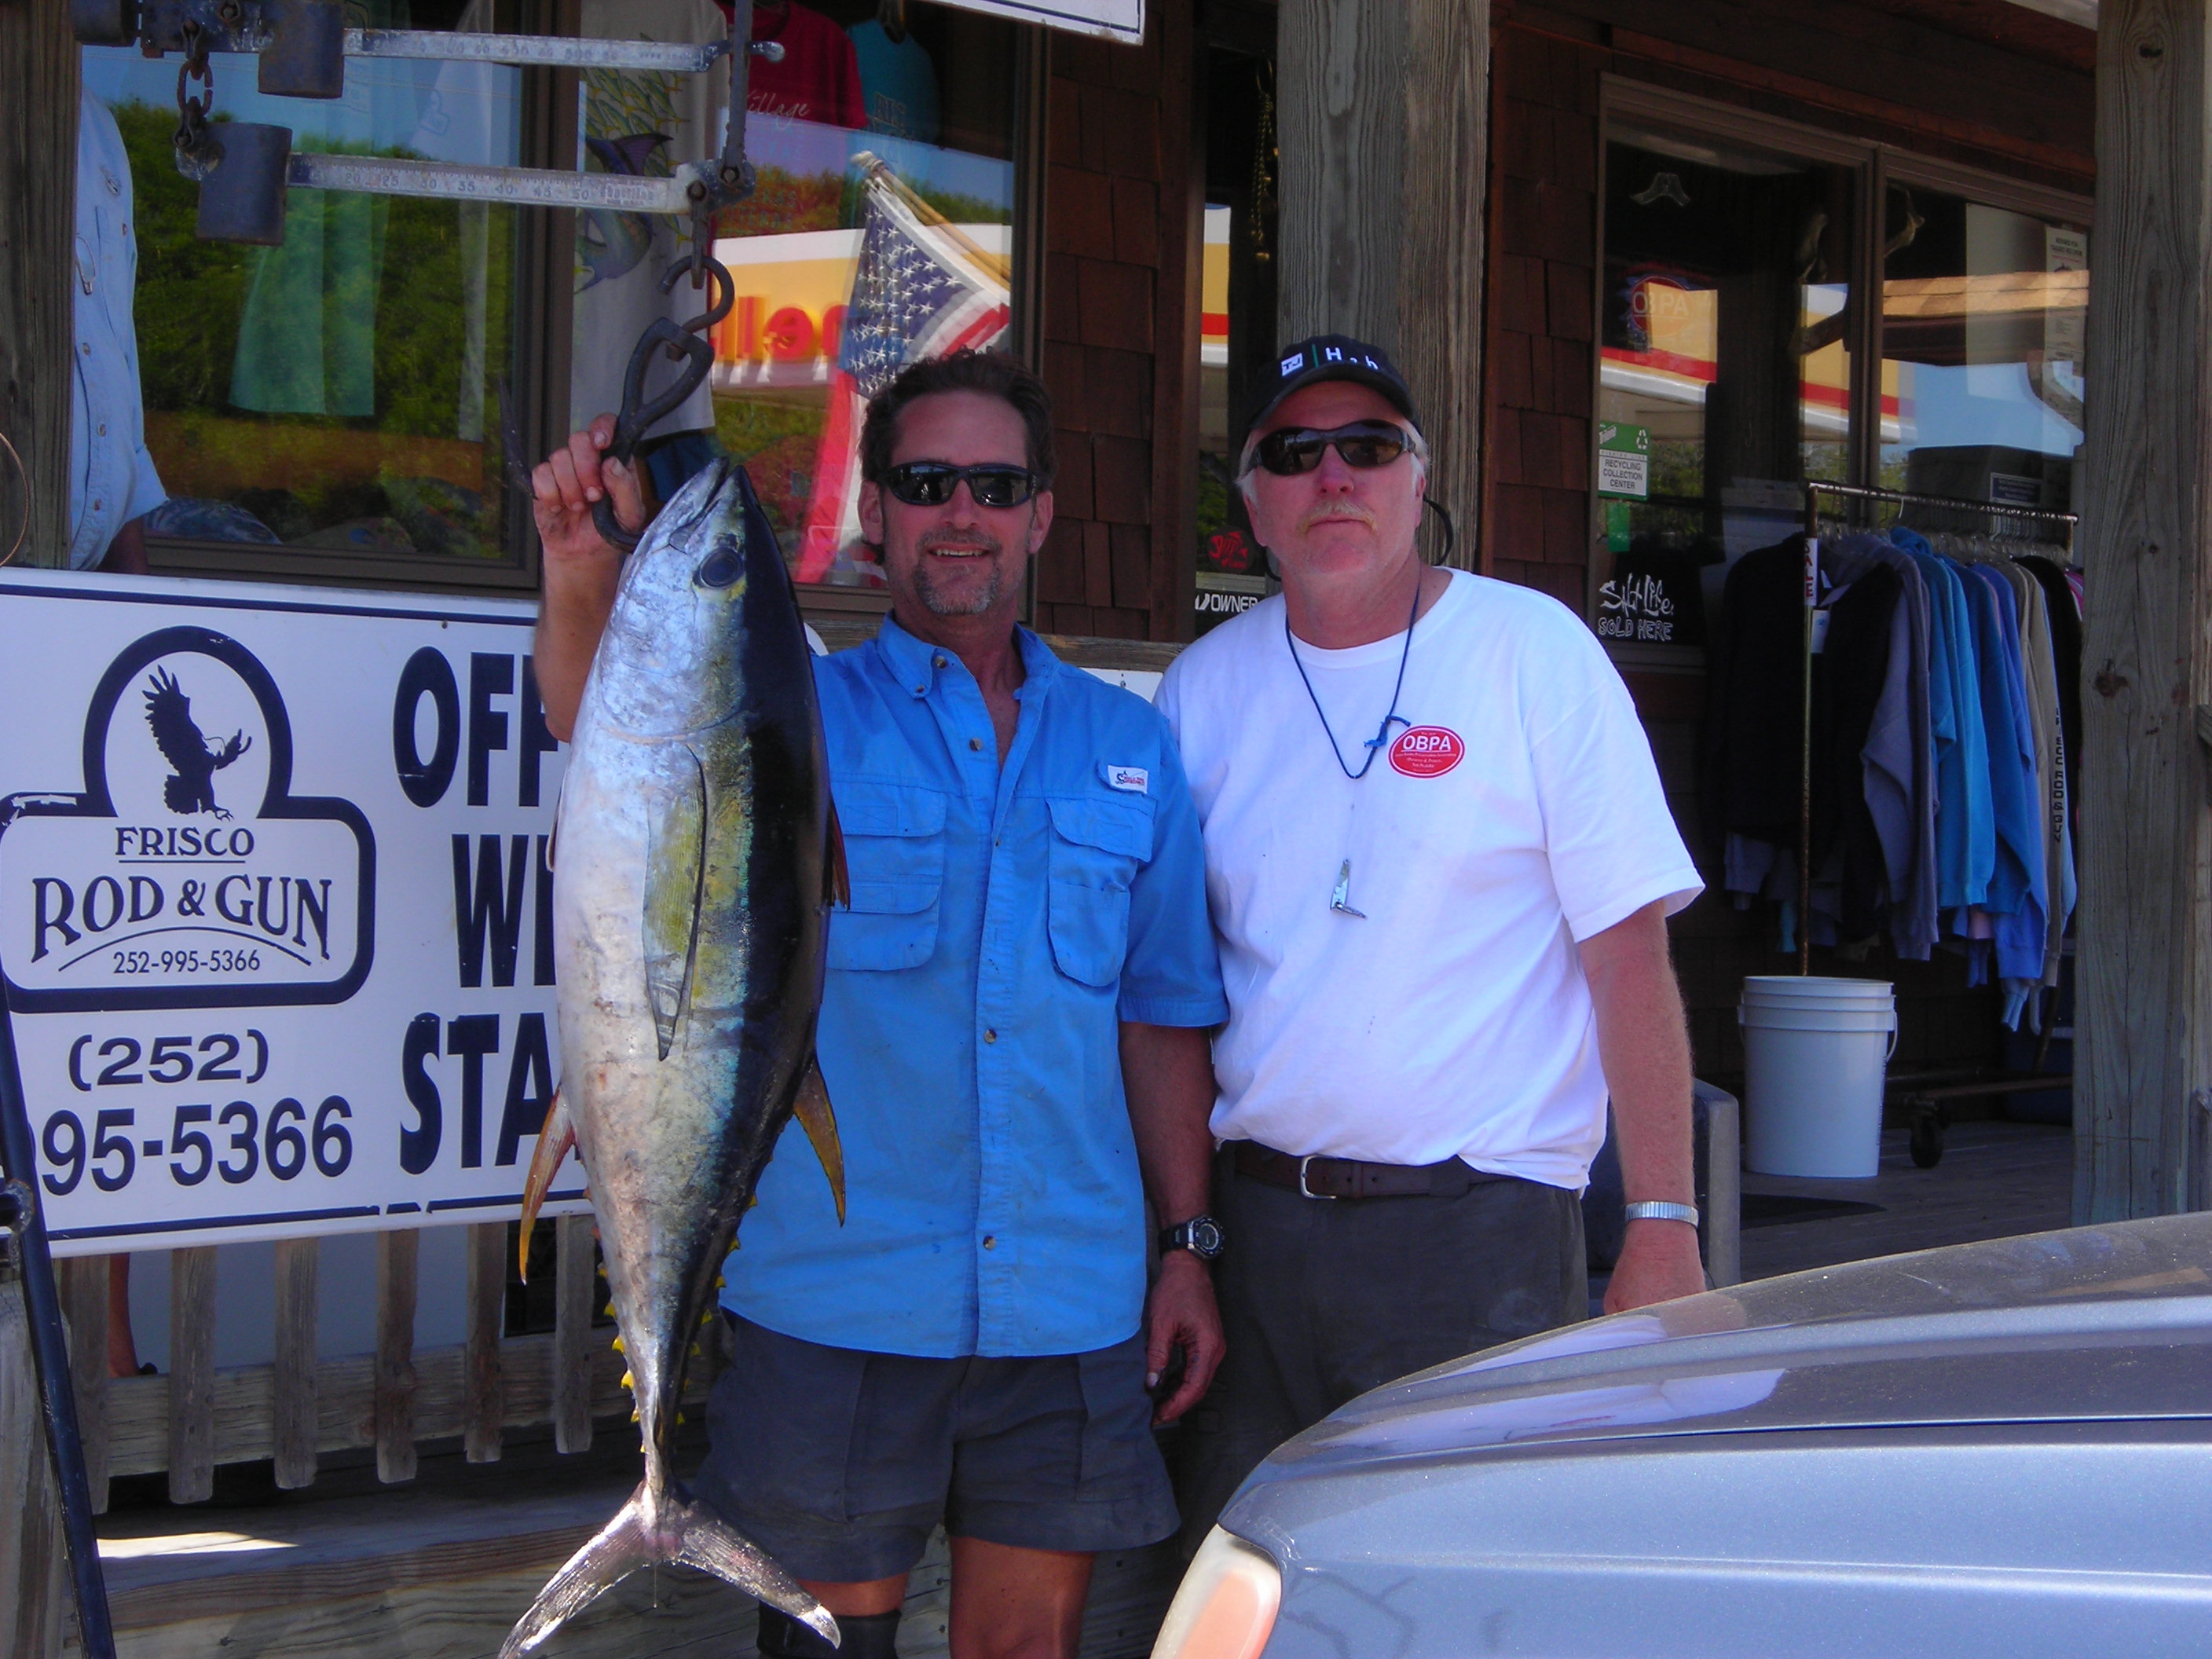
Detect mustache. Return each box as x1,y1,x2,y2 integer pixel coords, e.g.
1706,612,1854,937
917,526,1009,558
1298,501,1377,533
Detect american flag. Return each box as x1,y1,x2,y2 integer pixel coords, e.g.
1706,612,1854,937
794,154,1012,583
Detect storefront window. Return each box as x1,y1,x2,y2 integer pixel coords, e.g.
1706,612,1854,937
79,0,1029,593
82,11,529,577
578,0,1023,593
1192,47,1275,636
1879,185,2087,519
1597,116,1858,650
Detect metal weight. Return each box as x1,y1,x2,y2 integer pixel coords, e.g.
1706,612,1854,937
69,0,139,45
196,122,294,244
258,0,346,97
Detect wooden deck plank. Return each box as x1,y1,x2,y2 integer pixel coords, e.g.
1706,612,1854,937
167,1247,218,1506
463,1223,505,1465
97,1334,632,1477
1740,1121,2074,1282
53,1254,109,1514
375,1230,419,1485
2,1263,68,1658
272,1237,320,1490
551,1215,594,1455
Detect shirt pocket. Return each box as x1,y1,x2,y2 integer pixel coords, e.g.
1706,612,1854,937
1046,794,1153,988
828,780,947,972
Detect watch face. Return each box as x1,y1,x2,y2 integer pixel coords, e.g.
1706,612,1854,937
1188,1216,1225,1260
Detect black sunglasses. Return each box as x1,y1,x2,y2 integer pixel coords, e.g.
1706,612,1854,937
881,461,1043,510
1249,419,1418,477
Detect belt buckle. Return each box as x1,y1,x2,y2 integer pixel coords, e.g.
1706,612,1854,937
1297,1155,1339,1200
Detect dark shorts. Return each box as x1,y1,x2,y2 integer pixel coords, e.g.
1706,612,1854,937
1170,1147,1587,1553
692,1315,1179,1584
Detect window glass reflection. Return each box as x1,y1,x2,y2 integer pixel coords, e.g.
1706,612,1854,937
82,4,526,565
1599,123,1856,649
1880,187,2086,519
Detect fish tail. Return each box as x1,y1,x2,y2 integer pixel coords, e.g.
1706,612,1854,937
498,1480,837,1657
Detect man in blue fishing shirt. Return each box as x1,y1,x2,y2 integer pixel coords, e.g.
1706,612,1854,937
532,349,1227,1659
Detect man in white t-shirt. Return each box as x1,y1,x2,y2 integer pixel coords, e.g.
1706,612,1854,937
1155,334,1708,1544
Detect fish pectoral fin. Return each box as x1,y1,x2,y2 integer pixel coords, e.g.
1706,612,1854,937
518,1088,576,1282
643,749,709,1061
497,1480,837,1657
825,793,851,910
793,1056,847,1225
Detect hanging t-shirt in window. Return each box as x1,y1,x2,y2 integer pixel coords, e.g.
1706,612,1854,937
569,0,726,445
743,0,865,130
848,17,939,143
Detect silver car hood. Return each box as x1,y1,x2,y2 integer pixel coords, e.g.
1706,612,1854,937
1250,1212,2212,1485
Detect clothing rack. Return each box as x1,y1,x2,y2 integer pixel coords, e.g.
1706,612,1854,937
1791,482,2080,975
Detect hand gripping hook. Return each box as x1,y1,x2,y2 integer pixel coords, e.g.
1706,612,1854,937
590,252,735,552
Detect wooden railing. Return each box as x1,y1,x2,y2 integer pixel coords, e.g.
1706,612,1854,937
52,1217,648,1511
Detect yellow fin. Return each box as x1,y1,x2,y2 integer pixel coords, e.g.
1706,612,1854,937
825,793,850,909
793,1056,846,1225
643,748,708,1060
517,1087,575,1282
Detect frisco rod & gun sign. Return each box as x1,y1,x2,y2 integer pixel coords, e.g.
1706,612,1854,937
0,569,587,1255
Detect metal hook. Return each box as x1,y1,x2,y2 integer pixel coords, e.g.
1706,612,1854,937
658,251,735,342
588,258,733,554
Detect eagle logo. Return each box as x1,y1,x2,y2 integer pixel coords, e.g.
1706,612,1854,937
142,666,251,818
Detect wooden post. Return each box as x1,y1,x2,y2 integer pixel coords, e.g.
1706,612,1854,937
0,0,77,567
167,1247,217,1505
463,1221,505,1463
1274,0,1491,566
551,1214,594,1454
270,1237,319,1490
1276,0,1408,347
52,1256,108,1515
2074,0,2212,1221
0,1258,67,1658
1397,0,1489,570
375,1229,419,1484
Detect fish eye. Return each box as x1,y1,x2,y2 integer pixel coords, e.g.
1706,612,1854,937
694,540,742,589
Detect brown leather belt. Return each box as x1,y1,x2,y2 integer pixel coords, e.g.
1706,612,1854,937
1230,1141,1498,1199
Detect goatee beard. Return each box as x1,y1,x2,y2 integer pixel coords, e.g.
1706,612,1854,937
913,537,1008,617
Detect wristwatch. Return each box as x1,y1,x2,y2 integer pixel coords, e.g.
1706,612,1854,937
1159,1214,1226,1262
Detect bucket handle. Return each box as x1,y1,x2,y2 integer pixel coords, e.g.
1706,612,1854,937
1737,1005,1902,1062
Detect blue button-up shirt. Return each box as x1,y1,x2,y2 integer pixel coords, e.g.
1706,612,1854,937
722,617,1226,1358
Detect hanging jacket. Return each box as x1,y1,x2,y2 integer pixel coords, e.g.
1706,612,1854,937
1829,533,1937,958
1895,531,1994,916
1960,561,2046,975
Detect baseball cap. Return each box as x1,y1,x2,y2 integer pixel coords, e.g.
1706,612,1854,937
1242,335,1419,447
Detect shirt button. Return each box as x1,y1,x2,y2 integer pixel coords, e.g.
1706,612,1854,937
984,1029,997,1044
969,737,982,751
80,342,91,355
983,1236,996,1250
97,423,108,436
933,654,947,668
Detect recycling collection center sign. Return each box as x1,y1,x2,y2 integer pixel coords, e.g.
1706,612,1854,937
0,569,588,1257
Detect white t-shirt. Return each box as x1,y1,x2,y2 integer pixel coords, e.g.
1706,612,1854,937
1155,570,1702,1190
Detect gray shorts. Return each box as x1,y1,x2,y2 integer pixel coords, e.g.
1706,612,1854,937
692,1315,1179,1584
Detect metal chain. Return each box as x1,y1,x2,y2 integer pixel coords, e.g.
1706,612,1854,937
174,20,225,181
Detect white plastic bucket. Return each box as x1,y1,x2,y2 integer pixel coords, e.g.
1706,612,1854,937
1738,976,1898,1177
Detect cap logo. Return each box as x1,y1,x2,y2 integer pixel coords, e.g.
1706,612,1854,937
1322,346,1345,362
1280,352,1306,376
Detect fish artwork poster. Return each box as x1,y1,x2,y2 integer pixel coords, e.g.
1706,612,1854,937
0,568,589,1255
